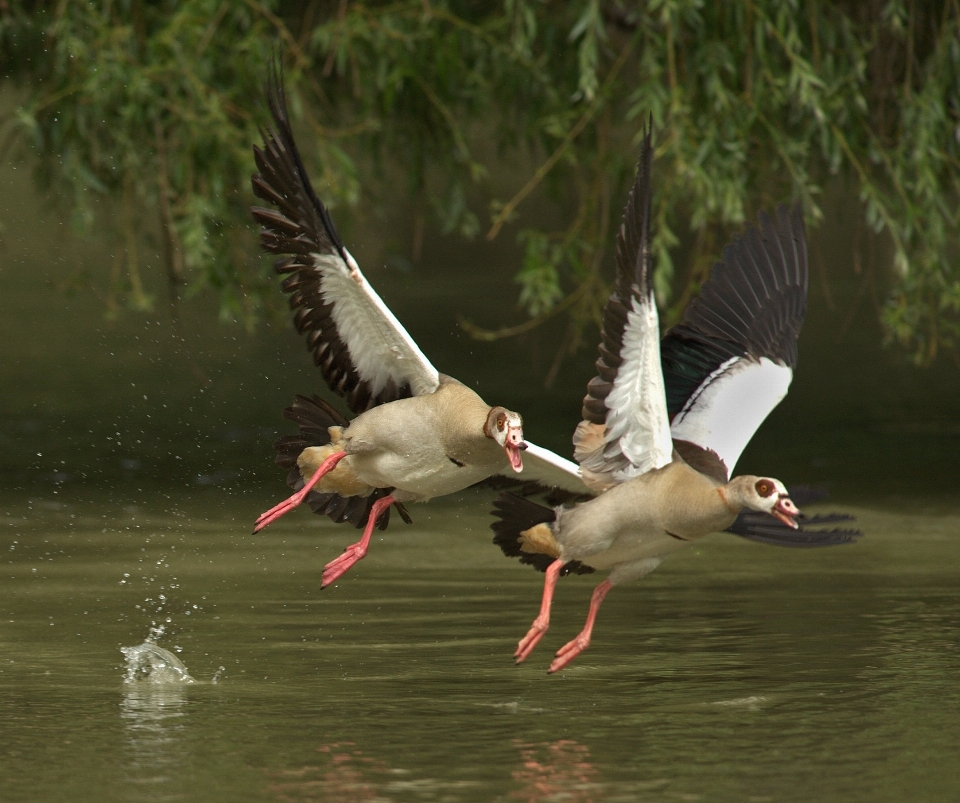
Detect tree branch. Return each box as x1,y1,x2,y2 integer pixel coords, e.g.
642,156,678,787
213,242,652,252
485,36,636,241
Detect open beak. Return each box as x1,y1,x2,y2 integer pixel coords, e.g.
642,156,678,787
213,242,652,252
772,495,801,529
504,426,525,473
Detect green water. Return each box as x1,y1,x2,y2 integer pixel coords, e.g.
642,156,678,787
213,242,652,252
4,148,960,801
3,491,960,802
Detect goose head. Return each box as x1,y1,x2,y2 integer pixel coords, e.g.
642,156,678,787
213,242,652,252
726,476,800,528
484,407,526,472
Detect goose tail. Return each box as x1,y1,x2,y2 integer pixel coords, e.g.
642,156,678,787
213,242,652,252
491,493,593,575
275,395,411,530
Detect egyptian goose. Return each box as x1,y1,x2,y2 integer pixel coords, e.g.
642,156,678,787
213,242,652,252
492,126,861,672
250,71,588,588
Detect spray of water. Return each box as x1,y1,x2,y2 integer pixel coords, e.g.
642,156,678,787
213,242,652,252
120,641,195,685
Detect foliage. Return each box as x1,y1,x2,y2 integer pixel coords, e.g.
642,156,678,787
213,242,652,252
1,1,958,366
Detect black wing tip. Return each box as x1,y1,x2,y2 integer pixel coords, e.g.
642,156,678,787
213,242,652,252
671,193,809,373
726,483,863,547
490,493,556,571
620,118,654,298
265,55,287,128
637,118,654,297
254,59,348,260
726,509,864,548
730,528,864,548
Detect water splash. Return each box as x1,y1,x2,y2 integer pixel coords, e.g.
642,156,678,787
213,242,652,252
121,641,195,685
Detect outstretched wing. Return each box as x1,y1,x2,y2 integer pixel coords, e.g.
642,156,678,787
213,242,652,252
726,485,862,547
574,124,673,491
251,69,440,414
662,203,807,477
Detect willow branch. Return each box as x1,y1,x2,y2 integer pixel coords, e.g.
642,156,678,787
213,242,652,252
154,121,185,307
413,75,471,162
243,0,310,69
458,279,594,341
831,123,906,264
195,1,230,60
485,36,636,241
243,0,331,108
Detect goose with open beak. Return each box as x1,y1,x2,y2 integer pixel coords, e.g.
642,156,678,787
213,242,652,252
249,69,584,588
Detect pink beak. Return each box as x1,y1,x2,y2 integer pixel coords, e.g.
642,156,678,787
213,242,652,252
505,426,525,473
772,495,800,529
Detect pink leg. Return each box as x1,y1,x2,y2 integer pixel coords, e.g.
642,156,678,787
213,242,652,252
321,494,395,588
515,559,565,664
253,451,347,533
548,579,614,674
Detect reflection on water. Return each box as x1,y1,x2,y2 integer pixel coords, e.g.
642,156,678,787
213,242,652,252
511,740,600,803
265,741,487,802
120,684,189,799
266,742,390,803
265,739,601,803
119,641,195,799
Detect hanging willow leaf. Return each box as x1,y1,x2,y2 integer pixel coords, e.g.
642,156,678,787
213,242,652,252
0,1,957,365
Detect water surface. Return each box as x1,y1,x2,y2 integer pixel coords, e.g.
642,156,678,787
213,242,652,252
3,488,959,802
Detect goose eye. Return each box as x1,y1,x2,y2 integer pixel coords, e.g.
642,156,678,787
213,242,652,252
755,480,773,497
497,416,505,431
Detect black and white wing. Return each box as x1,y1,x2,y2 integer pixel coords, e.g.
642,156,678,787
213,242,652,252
726,485,863,547
255,72,589,498
661,203,807,479
574,125,673,491
251,71,440,414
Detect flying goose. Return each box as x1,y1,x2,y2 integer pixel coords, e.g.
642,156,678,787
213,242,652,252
250,72,589,588
492,126,861,672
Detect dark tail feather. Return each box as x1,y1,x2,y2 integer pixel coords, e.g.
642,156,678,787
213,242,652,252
275,394,348,475
491,493,593,575
274,394,410,530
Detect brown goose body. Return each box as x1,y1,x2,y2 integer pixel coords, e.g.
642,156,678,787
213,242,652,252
551,461,734,578
298,381,513,504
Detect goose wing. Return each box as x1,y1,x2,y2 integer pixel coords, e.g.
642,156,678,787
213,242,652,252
574,125,673,490
251,71,440,414
661,203,807,477
512,441,592,496
726,485,862,547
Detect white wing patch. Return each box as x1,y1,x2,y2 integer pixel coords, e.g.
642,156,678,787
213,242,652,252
510,442,592,495
601,290,673,482
670,356,792,475
315,251,440,398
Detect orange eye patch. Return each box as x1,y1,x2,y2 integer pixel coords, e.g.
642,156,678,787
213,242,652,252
755,480,774,497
